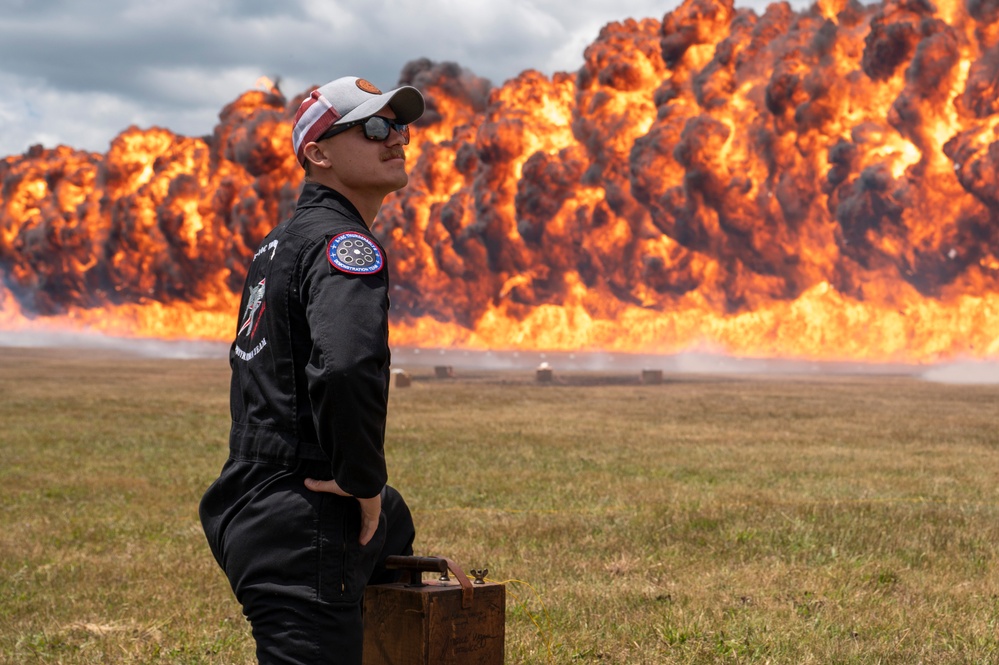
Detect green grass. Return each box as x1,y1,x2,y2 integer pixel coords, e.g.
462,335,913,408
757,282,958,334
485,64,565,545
1,347,998,663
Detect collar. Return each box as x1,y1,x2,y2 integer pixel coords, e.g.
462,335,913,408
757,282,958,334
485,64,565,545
297,181,365,223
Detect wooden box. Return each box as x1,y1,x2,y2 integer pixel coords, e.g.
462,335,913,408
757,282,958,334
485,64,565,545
363,557,505,665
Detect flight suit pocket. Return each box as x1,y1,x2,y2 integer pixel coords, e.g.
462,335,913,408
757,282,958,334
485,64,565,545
317,494,386,605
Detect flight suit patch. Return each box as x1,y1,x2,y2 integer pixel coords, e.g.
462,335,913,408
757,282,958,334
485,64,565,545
327,232,384,275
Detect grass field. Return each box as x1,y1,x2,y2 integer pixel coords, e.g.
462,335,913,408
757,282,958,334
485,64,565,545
1,346,998,664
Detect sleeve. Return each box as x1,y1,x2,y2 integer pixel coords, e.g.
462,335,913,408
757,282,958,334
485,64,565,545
301,236,390,499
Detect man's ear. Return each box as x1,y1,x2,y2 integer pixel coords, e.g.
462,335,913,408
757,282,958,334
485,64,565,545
302,142,331,169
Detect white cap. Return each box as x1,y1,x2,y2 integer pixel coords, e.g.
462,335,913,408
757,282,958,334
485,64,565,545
291,76,425,165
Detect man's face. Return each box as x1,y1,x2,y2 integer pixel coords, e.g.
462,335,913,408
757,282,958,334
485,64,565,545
318,106,411,198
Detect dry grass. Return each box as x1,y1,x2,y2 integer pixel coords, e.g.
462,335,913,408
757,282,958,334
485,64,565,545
1,347,998,663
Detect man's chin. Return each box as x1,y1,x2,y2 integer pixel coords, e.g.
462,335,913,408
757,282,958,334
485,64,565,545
386,169,409,190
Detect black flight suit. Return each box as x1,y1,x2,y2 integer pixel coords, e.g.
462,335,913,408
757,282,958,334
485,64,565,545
199,181,415,665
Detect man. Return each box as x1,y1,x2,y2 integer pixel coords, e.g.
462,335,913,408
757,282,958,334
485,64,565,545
199,75,425,664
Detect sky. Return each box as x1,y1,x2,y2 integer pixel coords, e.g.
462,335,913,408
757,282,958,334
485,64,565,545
0,0,801,159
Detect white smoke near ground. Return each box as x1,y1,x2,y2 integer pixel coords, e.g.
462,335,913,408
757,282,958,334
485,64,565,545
0,329,228,359
394,348,998,384
0,329,996,384
919,361,999,385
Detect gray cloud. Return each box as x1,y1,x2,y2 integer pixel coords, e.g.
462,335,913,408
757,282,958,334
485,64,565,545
0,0,803,156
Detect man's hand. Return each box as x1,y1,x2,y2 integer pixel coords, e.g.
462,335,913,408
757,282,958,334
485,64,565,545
304,478,382,546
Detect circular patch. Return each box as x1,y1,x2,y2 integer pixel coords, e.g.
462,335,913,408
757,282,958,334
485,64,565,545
356,78,382,95
327,232,384,274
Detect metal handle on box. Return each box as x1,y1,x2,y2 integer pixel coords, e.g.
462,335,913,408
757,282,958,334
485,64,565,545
384,555,475,609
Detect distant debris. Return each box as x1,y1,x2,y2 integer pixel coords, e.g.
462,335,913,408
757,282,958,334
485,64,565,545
641,369,663,385
391,368,412,388
536,362,554,383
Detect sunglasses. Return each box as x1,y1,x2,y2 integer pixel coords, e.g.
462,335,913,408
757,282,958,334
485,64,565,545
318,116,410,144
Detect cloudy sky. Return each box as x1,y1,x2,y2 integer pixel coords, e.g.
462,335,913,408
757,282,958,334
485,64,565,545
0,0,800,158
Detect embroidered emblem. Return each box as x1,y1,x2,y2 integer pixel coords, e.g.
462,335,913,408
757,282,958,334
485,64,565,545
238,278,266,339
327,233,384,274
356,78,382,95
253,239,278,262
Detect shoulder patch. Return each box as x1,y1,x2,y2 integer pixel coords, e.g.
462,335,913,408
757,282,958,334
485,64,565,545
327,232,384,274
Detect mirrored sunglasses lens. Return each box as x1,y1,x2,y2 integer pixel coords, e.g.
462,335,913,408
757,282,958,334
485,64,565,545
363,117,409,144
363,117,390,140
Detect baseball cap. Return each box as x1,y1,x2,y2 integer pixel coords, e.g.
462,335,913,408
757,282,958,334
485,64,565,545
292,76,426,165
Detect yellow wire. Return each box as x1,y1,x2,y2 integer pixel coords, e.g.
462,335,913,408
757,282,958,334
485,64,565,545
485,576,556,663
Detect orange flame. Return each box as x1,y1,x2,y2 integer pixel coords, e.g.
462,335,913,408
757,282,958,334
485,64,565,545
2,0,999,363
